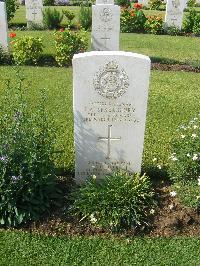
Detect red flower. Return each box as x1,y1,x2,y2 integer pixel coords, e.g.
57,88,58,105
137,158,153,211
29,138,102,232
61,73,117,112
59,28,64,32
9,32,16,38
130,10,136,17
133,3,142,9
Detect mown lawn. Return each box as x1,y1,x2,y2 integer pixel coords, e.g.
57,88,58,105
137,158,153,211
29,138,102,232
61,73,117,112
0,231,200,265
8,30,200,66
0,67,199,175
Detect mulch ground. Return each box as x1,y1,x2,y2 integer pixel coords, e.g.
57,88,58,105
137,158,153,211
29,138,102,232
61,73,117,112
152,63,200,73
14,184,199,238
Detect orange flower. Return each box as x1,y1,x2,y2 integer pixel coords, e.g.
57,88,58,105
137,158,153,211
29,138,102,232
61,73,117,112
9,32,16,38
133,3,142,9
130,10,136,17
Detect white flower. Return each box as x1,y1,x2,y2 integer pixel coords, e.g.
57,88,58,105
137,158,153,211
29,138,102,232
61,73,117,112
157,165,162,169
90,213,97,224
170,191,177,197
181,134,185,139
150,209,155,214
92,174,96,180
196,196,200,200
198,177,200,186
153,158,157,162
186,153,191,157
191,133,197,138
193,125,198,129
192,154,198,161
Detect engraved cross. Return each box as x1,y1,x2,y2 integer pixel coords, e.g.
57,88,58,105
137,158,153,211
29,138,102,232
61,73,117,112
98,125,121,159
31,8,37,20
100,34,110,48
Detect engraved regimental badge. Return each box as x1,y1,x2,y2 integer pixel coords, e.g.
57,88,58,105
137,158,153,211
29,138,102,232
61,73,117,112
100,7,112,22
93,61,129,99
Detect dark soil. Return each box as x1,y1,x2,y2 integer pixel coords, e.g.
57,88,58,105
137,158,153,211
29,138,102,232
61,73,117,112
152,63,200,73
15,184,199,238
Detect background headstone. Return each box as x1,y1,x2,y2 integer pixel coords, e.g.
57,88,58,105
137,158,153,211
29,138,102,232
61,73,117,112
138,0,149,6
25,0,43,28
91,1,120,51
73,51,151,183
165,0,185,29
0,1,8,51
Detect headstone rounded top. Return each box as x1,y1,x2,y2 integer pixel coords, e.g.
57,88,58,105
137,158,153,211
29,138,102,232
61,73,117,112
96,0,114,5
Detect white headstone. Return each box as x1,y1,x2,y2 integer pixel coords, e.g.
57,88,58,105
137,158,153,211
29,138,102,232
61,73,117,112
91,1,120,51
73,51,151,183
165,0,185,29
0,1,8,51
25,0,43,27
138,0,149,6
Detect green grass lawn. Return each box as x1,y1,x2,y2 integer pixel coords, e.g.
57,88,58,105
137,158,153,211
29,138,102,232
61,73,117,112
8,30,200,66
0,231,200,265
0,67,199,175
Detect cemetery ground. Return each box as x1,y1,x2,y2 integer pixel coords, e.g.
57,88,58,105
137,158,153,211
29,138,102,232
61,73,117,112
1,4,200,264
0,62,200,264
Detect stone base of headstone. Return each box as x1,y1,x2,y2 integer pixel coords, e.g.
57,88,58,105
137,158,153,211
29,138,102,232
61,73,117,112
73,51,151,183
91,4,120,51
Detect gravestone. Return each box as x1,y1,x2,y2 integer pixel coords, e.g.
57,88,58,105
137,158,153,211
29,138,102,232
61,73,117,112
73,51,151,183
25,0,43,28
138,0,149,6
165,0,185,29
0,1,8,51
91,0,120,51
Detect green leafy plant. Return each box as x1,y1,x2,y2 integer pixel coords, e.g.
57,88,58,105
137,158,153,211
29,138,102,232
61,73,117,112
121,4,147,33
43,0,55,6
71,171,155,231
62,10,75,26
78,4,92,30
169,114,200,182
149,0,162,10
193,14,200,35
188,0,196,7
12,36,43,65
183,8,198,33
144,15,164,34
43,7,63,29
116,0,130,8
5,0,19,22
0,71,62,227
164,25,181,36
54,28,88,67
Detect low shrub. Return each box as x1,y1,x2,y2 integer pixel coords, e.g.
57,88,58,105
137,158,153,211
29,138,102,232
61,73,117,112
0,71,61,227
78,4,92,30
6,0,19,22
183,8,198,33
43,0,55,5
12,36,43,65
121,4,147,33
43,7,63,29
70,171,155,231
116,0,130,8
149,0,162,10
54,28,88,66
54,0,70,5
169,114,200,182
164,25,182,36
62,9,75,27
193,14,200,35
144,15,164,34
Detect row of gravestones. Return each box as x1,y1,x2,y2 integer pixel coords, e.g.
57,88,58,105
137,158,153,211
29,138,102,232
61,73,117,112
73,0,198,182
0,0,196,52
0,0,194,183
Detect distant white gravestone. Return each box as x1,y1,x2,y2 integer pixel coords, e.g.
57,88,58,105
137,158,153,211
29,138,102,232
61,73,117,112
0,1,8,51
25,0,43,28
91,0,120,51
165,0,185,29
138,0,149,6
73,51,151,183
